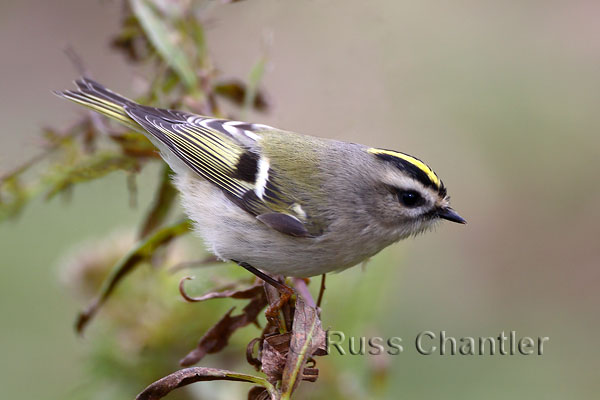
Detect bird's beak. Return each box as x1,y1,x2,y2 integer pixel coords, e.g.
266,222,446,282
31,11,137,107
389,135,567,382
437,207,467,224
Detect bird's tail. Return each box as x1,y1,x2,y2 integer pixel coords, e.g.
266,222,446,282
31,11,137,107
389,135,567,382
54,78,141,132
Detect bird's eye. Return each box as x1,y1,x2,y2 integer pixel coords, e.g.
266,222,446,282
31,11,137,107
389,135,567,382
397,190,424,208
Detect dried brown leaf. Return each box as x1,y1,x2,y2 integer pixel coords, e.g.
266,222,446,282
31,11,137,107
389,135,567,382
261,335,288,383
179,291,267,366
281,297,327,396
246,337,262,369
301,368,319,382
266,331,293,353
136,367,275,400
179,278,263,302
260,331,320,386
248,386,271,400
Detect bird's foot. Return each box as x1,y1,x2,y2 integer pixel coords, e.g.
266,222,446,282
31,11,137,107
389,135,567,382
235,261,294,328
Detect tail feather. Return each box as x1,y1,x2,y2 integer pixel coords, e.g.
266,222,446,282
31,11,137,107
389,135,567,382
54,78,141,131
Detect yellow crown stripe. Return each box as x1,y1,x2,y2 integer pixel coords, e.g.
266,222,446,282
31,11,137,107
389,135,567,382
368,148,441,188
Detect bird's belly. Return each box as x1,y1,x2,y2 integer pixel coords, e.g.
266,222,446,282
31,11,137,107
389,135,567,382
174,173,389,277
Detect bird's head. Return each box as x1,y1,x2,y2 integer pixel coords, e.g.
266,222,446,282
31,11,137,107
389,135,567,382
365,148,466,238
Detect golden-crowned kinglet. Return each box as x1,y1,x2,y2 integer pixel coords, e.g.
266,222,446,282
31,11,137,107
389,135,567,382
56,78,465,278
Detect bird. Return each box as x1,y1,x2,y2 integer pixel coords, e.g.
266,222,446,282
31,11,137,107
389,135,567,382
55,78,465,288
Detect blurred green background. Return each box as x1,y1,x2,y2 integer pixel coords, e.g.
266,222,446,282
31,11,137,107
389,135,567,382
1,0,599,399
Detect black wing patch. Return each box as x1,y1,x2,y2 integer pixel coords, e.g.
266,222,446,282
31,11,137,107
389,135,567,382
232,151,259,182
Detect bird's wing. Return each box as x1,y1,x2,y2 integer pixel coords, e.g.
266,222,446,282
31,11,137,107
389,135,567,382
126,110,315,237
56,78,313,237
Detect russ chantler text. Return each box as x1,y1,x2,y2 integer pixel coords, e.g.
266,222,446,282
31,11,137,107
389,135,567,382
326,330,549,356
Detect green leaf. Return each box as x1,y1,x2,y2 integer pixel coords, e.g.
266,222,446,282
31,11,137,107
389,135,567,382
130,0,197,89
